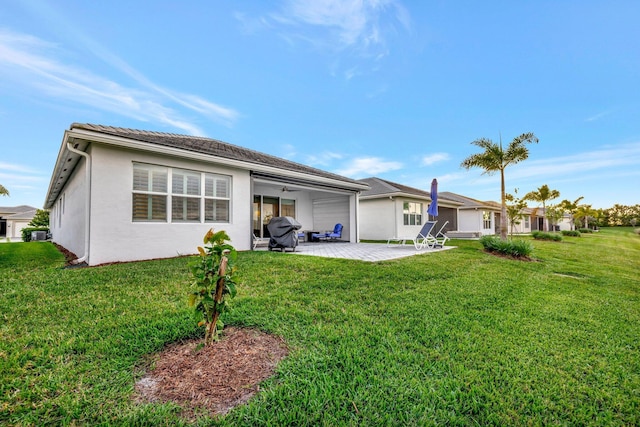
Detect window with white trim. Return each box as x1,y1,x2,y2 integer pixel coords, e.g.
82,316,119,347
133,164,168,221
172,168,201,222
204,174,230,222
403,202,423,226
482,211,492,229
132,163,231,223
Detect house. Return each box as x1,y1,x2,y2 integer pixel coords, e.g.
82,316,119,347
0,205,37,241
438,192,502,238
358,177,461,241
44,124,369,266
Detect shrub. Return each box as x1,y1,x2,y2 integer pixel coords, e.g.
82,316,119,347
188,228,238,345
532,230,563,241
562,230,582,237
479,235,534,258
20,227,49,242
578,228,593,233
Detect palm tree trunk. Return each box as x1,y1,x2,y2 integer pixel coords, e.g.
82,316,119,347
500,169,507,240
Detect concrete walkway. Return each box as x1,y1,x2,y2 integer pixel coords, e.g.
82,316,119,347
258,241,455,262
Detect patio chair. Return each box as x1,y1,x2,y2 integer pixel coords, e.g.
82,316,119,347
312,223,343,241
252,233,269,250
414,220,438,250
434,220,450,248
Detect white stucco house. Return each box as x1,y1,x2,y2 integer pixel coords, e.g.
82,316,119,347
44,124,369,266
438,192,501,238
357,177,461,241
0,205,37,241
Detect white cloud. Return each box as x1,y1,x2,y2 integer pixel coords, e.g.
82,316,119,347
335,156,403,177
421,152,450,166
585,110,611,122
251,0,411,78
305,151,344,166
0,29,239,135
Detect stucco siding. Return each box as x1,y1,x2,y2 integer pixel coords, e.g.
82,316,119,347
359,198,396,240
85,145,252,265
50,158,88,257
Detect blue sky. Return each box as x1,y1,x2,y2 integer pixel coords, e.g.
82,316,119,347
1,0,639,210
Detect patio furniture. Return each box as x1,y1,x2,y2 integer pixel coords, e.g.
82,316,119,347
253,233,269,249
311,223,343,241
413,220,438,250
433,220,450,247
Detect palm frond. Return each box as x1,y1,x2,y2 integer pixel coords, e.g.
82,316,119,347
0,184,9,196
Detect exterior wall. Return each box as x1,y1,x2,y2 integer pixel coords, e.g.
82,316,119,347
359,197,433,241
7,219,31,240
457,209,497,236
50,157,88,258
509,214,532,234
359,198,396,240
85,144,252,266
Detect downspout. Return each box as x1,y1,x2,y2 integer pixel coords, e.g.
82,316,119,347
67,142,91,264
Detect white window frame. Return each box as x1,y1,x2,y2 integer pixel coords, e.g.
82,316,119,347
132,163,231,223
403,201,423,226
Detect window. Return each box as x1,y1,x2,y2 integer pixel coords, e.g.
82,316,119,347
524,216,530,228
204,174,230,222
403,202,423,225
133,164,168,221
172,169,201,222
281,199,296,217
132,163,231,223
482,211,492,229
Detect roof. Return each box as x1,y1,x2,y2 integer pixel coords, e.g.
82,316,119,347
45,123,369,208
358,177,463,206
358,177,432,199
6,209,37,220
438,191,501,210
0,205,37,215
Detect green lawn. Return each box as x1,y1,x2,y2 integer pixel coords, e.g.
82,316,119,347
1,229,639,426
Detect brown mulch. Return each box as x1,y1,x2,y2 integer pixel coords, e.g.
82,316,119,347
134,327,288,418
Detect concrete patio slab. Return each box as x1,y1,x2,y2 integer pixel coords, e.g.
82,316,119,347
257,241,455,262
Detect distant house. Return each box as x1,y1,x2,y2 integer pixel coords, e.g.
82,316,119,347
358,177,461,241
0,205,37,241
438,192,502,238
44,124,369,266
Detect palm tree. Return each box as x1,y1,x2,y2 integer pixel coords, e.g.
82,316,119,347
0,184,9,197
523,184,560,231
560,197,584,230
461,132,539,240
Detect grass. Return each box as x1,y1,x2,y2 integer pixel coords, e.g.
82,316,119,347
1,229,639,425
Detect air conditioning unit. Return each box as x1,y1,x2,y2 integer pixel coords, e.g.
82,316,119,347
31,231,48,241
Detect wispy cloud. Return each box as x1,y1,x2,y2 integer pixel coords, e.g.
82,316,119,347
0,29,239,135
421,152,450,166
335,156,403,177
244,0,411,78
585,110,611,122
305,151,344,167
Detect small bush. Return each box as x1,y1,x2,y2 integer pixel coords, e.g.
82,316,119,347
531,231,563,241
578,228,593,233
479,235,533,258
20,227,49,242
562,230,582,237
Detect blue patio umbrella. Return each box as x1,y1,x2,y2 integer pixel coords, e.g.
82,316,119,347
427,178,438,218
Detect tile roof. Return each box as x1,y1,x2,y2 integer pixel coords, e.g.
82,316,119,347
438,191,500,209
0,205,37,214
70,123,364,186
358,177,431,199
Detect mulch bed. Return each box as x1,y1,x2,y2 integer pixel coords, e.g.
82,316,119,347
134,327,289,418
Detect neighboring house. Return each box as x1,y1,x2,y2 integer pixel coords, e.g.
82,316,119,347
508,207,534,234
438,192,501,238
358,177,461,241
0,205,37,241
44,124,369,266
